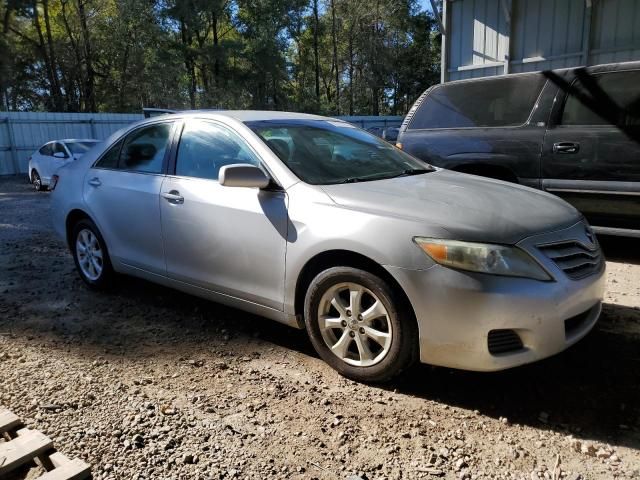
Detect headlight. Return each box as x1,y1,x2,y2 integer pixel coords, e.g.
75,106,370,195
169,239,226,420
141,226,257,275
413,237,551,281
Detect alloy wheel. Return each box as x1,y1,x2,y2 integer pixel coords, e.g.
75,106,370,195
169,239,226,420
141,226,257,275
75,228,104,281
317,282,392,367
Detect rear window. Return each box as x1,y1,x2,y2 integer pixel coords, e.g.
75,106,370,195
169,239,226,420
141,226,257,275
409,75,546,130
67,141,98,154
561,70,640,127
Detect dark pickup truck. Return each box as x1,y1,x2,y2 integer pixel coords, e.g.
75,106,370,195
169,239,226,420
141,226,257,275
397,61,640,237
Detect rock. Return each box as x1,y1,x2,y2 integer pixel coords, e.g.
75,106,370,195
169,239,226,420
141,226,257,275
132,434,144,448
182,454,194,464
455,458,467,471
418,467,444,477
580,444,597,457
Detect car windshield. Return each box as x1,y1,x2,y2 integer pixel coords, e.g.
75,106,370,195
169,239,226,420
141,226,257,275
247,120,433,185
66,141,99,154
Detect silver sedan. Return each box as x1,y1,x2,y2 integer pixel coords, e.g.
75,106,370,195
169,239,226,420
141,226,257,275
50,111,605,382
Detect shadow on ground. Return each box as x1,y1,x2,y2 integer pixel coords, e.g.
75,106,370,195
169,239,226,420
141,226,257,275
1,176,639,451
599,234,640,265
4,269,639,451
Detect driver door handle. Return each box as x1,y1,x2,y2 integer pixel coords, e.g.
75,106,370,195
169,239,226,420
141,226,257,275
88,177,101,187
553,142,580,154
161,190,184,204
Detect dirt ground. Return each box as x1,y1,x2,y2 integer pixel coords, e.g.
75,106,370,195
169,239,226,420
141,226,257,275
0,175,639,480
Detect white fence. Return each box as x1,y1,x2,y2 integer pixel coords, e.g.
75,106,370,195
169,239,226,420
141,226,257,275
0,112,403,175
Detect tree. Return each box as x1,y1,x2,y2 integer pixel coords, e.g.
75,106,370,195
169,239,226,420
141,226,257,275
1,0,441,113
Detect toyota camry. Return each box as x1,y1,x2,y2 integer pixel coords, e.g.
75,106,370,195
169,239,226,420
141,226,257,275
50,111,605,382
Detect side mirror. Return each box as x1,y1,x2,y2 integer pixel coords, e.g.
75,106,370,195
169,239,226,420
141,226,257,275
219,164,271,189
53,152,68,159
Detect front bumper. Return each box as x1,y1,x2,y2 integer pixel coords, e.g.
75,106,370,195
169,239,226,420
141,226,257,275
386,222,606,371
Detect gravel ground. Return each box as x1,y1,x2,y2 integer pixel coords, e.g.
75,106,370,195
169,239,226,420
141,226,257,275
0,176,639,480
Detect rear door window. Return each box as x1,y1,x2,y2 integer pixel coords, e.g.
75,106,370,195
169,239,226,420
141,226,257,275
120,123,173,174
39,143,53,156
409,75,546,129
561,70,640,127
95,139,123,169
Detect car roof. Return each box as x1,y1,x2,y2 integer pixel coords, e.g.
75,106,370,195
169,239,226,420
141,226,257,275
178,110,335,122
142,110,339,124
441,60,640,86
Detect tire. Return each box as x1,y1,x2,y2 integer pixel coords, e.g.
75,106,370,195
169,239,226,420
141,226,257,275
71,219,114,290
304,267,418,383
32,170,45,191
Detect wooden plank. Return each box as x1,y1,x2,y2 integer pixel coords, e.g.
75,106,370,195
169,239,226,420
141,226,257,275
0,410,22,434
0,428,54,476
37,453,91,480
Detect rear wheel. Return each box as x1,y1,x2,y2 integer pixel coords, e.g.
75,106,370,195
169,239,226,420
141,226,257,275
71,219,114,289
304,267,417,382
32,170,44,191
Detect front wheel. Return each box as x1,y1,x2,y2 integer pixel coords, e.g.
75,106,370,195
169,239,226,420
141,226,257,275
71,219,114,289
32,170,44,191
304,267,418,383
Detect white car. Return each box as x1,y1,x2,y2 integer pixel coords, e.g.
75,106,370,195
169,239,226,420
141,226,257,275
28,139,101,191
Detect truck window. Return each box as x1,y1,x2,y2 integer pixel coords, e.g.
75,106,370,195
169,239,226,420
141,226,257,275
561,70,640,127
408,75,545,130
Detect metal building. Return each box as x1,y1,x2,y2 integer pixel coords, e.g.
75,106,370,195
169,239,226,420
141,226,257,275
441,0,640,82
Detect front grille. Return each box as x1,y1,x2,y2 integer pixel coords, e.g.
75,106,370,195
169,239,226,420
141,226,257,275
537,240,603,280
488,329,524,355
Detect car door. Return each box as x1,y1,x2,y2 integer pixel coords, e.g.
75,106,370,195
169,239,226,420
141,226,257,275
541,68,640,231
49,143,72,179
84,121,176,275
33,143,53,179
160,119,288,311
399,74,551,188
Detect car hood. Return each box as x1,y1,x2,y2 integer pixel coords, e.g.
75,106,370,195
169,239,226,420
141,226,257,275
320,169,582,244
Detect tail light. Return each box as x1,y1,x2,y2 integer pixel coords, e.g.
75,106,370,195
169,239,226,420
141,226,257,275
50,174,59,190
395,142,403,150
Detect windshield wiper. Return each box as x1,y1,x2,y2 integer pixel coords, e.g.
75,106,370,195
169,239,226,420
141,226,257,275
389,168,432,178
335,168,432,184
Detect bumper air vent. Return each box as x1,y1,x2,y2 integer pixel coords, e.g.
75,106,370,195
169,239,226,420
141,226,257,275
488,329,524,355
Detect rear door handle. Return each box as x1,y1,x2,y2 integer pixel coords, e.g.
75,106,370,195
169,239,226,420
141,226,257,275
88,177,101,187
161,190,184,204
553,142,580,154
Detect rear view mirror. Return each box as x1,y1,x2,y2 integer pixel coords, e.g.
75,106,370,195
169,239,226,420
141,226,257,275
53,152,67,159
219,164,270,188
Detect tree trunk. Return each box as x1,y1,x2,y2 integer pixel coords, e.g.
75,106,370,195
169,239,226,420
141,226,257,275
212,11,220,84
312,0,320,111
60,0,83,110
180,19,196,109
32,1,55,110
77,0,96,111
42,0,64,110
331,0,339,114
348,36,354,115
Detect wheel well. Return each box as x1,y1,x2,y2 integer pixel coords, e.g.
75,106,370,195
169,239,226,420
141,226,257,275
294,250,416,322
65,209,91,249
453,164,519,183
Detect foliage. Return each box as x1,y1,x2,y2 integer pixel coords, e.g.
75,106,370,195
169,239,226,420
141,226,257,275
0,0,441,114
